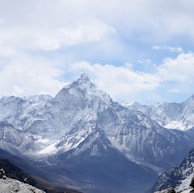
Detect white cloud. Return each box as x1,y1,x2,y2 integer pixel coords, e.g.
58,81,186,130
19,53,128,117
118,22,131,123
152,46,183,53
0,0,194,103
65,51,194,102
0,51,194,103
158,52,194,83
0,18,115,52
1,0,194,46
0,56,63,97
67,61,160,101
0,0,194,54
168,89,181,93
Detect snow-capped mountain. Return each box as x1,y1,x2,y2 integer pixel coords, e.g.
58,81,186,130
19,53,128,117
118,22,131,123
123,95,194,131
152,148,194,193
0,73,194,193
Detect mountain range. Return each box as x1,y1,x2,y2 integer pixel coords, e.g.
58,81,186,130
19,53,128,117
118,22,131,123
123,95,194,131
0,73,194,193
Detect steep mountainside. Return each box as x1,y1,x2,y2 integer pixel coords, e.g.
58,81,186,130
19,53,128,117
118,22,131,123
0,149,83,193
0,73,194,193
152,148,194,193
113,110,193,170
39,129,157,193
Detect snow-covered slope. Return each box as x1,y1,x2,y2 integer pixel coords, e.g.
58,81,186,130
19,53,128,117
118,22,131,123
124,96,194,131
113,110,194,170
152,148,194,193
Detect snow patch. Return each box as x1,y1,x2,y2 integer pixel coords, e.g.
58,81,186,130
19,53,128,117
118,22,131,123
164,121,186,131
176,173,194,192
37,141,58,155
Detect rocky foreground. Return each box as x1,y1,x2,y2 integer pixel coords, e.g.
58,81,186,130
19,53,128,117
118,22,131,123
0,177,45,193
155,189,194,193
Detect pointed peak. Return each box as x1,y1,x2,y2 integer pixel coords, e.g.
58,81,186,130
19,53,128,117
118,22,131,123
76,73,92,85
80,73,89,80
73,73,94,89
55,73,112,104
55,73,95,99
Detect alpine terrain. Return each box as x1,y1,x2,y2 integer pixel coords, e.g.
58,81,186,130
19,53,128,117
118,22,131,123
152,148,194,193
123,96,194,131
0,177,45,193
0,73,194,193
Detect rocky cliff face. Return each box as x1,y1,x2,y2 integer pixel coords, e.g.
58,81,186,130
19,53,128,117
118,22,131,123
152,148,194,193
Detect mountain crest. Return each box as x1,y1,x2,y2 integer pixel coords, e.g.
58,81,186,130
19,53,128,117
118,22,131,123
55,73,112,105
72,73,96,91
79,72,90,81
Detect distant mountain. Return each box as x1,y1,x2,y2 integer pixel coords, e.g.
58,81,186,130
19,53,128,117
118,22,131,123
152,148,194,193
0,73,194,193
123,95,194,131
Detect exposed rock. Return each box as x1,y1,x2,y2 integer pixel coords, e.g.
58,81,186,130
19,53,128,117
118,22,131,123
190,176,194,189
154,187,176,193
0,177,45,193
0,168,6,179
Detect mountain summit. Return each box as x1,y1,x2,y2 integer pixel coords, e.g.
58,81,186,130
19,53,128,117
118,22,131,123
55,73,111,105
66,73,95,91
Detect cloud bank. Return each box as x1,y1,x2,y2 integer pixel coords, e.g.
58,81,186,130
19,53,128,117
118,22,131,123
0,0,194,103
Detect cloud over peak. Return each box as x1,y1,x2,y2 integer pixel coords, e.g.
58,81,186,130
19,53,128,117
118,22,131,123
0,0,194,104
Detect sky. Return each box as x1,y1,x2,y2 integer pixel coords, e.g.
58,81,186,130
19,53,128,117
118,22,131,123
0,0,194,104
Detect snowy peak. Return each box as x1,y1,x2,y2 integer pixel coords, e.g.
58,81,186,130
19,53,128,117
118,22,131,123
76,73,92,86
55,73,112,105
69,73,95,91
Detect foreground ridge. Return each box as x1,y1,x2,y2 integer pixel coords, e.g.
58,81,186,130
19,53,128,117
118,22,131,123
154,176,194,192
0,168,45,193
